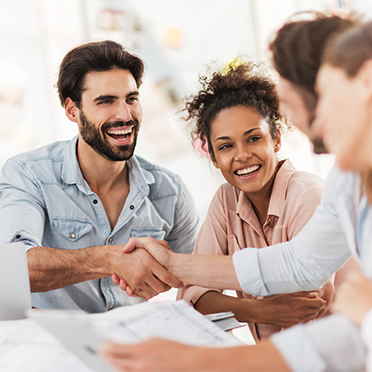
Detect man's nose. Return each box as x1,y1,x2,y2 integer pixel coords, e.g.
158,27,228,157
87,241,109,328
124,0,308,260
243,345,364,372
115,101,132,122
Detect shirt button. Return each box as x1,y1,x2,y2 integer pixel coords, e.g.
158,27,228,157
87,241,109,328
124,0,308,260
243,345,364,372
130,205,134,210
93,199,98,204
108,237,112,242
230,235,233,238
70,233,76,239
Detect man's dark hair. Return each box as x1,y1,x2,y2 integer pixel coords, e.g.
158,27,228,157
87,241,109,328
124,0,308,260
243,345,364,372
57,40,145,108
269,13,357,115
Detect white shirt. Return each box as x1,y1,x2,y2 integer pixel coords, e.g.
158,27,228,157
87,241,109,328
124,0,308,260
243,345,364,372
362,309,372,372
233,165,369,371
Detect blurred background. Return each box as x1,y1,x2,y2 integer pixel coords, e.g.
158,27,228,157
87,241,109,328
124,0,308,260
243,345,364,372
4,0,372,221
1,0,372,343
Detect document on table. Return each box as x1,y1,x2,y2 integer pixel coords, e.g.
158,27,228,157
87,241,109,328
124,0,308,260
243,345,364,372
1,300,243,372
0,318,92,372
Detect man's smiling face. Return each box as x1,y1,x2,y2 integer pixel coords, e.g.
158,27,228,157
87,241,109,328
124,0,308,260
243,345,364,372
76,68,143,161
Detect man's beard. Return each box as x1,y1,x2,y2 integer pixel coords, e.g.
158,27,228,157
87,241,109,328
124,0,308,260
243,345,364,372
79,110,139,161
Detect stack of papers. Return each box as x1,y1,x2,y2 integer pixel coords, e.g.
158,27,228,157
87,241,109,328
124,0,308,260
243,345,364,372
1,300,243,372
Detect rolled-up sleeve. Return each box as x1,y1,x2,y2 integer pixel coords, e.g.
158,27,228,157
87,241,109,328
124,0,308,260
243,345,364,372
271,314,366,371
233,167,351,296
0,159,45,250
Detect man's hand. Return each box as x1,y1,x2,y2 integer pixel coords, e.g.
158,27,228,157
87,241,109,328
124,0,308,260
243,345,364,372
100,338,290,372
112,238,175,297
111,246,182,300
122,237,173,266
312,279,334,317
254,292,326,328
332,271,372,327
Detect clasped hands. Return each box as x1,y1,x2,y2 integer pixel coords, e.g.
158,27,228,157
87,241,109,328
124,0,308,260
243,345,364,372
111,237,177,300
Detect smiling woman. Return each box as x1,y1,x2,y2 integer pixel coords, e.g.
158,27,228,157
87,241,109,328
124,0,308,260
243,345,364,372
177,59,332,341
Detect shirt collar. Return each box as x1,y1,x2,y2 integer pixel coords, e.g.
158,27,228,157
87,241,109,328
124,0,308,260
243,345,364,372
61,135,155,193
236,159,296,220
267,159,296,218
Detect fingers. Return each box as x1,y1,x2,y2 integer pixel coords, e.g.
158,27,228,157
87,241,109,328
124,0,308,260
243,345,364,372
288,291,319,298
122,237,170,254
112,274,120,285
120,250,179,300
122,240,136,253
152,265,183,289
101,342,143,372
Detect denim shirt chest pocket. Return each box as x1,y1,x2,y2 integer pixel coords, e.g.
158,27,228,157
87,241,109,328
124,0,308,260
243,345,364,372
130,227,166,240
52,217,93,249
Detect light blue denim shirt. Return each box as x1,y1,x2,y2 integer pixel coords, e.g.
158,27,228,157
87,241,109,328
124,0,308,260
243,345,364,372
0,135,199,313
233,165,369,371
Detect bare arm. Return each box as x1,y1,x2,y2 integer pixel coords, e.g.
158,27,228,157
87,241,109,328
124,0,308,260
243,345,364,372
27,245,182,300
101,338,290,372
195,291,325,328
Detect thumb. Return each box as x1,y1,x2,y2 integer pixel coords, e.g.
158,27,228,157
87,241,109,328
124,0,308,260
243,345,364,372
122,239,136,253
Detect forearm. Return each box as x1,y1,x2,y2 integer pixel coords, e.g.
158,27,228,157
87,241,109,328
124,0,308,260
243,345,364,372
195,291,263,324
195,291,326,328
27,245,113,292
167,253,241,291
198,341,290,372
102,338,290,372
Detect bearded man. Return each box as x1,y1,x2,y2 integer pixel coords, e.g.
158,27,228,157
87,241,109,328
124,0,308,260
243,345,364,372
0,40,199,312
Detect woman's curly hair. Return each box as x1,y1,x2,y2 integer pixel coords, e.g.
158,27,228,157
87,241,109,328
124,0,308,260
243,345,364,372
182,58,290,161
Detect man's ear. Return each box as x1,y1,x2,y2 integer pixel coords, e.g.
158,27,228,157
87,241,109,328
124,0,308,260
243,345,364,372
358,59,372,101
64,98,79,123
274,129,282,153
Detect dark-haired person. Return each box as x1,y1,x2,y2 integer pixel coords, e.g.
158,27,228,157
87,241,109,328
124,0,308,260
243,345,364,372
0,40,199,312
101,14,369,372
177,59,330,341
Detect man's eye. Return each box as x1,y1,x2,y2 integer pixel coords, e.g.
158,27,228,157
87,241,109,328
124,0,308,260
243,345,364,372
127,96,138,102
99,99,111,105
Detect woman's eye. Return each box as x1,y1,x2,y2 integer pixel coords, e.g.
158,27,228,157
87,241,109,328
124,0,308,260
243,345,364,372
248,136,260,142
219,144,231,150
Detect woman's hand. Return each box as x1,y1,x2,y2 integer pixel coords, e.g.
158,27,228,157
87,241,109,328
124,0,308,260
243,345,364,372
331,271,372,326
255,292,326,327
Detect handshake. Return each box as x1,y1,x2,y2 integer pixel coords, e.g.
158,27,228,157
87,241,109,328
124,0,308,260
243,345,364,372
110,237,239,300
111,237,184,300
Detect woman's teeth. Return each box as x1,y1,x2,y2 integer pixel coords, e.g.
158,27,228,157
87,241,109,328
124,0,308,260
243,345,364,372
236,165,260,176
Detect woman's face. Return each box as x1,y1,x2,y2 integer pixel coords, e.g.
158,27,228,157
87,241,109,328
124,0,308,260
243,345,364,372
315,63,372,171
210,105,281,196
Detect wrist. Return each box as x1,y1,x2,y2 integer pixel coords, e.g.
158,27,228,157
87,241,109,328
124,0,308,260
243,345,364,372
91,244,119,276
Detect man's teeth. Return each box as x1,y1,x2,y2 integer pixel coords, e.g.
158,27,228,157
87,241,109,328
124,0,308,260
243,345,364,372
236,165,260,176
107,127,133,135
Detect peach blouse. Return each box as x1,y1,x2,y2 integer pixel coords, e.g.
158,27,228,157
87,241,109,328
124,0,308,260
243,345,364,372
178,159,325,341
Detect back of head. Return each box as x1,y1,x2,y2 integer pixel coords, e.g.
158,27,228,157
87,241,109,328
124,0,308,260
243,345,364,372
57,40,145,108
322,20,372,202
323,19,372,77
269,12,357,112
